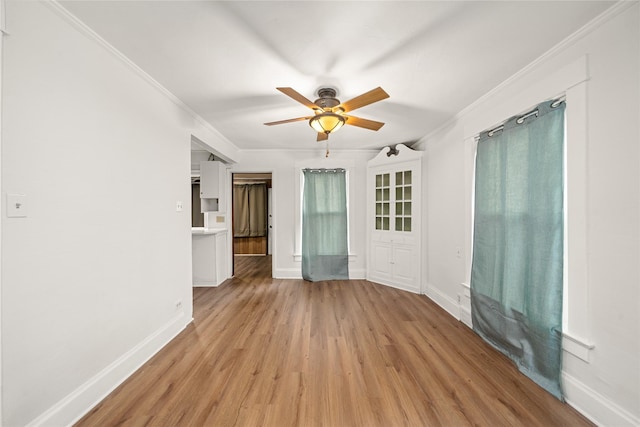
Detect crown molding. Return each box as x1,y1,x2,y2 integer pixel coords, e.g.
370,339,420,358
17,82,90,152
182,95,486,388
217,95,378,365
43,0,238,153
414,0,636,147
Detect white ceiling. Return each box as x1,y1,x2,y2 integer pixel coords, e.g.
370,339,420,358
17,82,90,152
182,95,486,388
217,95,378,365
60,0,613,152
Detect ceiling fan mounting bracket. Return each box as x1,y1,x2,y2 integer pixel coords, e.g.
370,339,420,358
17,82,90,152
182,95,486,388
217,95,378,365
316,87,338,98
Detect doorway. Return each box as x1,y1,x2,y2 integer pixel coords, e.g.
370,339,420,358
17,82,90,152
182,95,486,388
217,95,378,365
232,173,272,276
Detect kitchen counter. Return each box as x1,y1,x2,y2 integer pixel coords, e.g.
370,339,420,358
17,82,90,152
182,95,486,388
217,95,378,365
191,227,227,235
192,228,228,287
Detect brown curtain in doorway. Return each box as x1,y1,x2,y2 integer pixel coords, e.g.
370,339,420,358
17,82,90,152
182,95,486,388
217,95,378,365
233,183,267,237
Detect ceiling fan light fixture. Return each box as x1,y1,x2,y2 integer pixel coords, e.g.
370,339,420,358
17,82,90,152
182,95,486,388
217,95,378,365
309,112,345,134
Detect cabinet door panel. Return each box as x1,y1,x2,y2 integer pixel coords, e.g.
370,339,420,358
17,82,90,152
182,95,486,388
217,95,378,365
392,244,417,288
200,161,220,198
371,242,392,280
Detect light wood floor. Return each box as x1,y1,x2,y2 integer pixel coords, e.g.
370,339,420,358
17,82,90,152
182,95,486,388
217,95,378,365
234,236,267,255
76,256,592,427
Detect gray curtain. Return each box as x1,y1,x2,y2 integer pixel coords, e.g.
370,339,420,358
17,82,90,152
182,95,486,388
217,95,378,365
233,183,267,237
301,168,349,282
471,99,565,399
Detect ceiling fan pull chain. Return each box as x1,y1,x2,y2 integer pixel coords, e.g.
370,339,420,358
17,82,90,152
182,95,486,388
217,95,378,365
326,142,330,158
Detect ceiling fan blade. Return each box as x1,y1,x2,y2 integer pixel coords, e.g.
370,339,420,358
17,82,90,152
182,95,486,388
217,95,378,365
277,87,321,111
344,115,385,131
317,132,328,141
337,87,389,113
264,116,312,126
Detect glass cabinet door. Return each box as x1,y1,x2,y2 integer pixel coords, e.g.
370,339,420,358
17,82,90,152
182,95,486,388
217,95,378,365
394,170,412,232
375,173,390,230
374,170,412,232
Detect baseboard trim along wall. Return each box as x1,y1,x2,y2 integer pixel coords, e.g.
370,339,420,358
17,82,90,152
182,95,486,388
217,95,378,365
563,372,640,427
26,313,192,427
367,277,421,295
273,268,302,279
425,284,638,427
424,283,460,320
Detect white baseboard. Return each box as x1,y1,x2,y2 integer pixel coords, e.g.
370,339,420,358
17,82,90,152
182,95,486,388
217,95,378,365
460,306,473,328
26,312,191,427
563,372,640,427
274,268,301,279
367,277,420,294
193,280,217,287
424,283,460,320
349,268,366,280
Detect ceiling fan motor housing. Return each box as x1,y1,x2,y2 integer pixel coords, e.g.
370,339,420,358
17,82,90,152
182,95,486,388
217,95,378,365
315,88,340,110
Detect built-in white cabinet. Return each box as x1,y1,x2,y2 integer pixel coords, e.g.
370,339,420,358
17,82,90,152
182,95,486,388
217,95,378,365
200,161,227,212
367,144,422,293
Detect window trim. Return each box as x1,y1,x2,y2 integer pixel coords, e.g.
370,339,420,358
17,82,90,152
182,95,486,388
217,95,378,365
463,55,594,361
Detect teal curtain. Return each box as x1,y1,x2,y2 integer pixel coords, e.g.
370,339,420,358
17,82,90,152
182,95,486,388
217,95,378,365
471,100,565,399
302,168,349,281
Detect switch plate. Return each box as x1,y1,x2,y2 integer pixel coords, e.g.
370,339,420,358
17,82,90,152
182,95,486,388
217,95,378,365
7,193,27,218
176,201,183,212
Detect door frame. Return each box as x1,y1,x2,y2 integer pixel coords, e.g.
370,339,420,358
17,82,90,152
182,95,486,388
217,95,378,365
229,171,274,277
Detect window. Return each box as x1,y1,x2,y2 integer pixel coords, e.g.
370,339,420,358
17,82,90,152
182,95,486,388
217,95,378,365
293,160,356,263
301,168,349,281
470,98,566,398
463,56,593,362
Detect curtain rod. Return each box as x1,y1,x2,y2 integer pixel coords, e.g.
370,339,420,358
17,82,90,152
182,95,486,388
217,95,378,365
477,95,566,140
234,181,268,185
302,168,346,173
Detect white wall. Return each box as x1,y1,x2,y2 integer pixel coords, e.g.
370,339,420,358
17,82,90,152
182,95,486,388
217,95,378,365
230,149,377,280
416,3,639,425
1,1,238,426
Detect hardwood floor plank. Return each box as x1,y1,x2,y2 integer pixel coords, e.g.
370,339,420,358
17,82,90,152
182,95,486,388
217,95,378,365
75,255,593,427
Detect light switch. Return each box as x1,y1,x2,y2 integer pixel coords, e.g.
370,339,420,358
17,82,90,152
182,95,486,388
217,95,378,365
176,201,183,212
7,193,27,218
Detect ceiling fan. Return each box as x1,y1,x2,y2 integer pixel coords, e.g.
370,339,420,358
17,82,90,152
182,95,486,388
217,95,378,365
264,86,389,141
